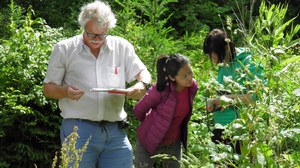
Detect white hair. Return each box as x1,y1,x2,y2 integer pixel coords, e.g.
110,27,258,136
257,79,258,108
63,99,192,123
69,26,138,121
78,0,117,29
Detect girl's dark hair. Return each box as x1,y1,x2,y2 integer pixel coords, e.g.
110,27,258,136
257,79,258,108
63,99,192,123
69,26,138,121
156,53,189,92
203,29,236,63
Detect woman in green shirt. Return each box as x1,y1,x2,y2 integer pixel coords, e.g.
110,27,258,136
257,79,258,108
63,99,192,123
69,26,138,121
203,29,263,154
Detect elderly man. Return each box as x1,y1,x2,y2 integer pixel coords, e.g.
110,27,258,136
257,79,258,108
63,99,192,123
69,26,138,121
43,1,151,167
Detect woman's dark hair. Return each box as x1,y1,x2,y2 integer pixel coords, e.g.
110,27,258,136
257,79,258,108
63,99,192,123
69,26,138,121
203,29,236,63
156,53,189,92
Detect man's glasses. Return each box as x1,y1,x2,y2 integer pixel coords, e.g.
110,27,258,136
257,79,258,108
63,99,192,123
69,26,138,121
85,32,108,39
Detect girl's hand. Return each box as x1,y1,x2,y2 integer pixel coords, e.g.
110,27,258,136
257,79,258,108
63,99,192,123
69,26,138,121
206,97,221,112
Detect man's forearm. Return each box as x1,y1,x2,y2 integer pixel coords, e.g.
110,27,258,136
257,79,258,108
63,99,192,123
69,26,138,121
136,69,151,84
43,82,67,99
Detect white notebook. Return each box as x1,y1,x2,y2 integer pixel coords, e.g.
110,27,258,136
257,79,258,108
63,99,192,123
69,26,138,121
90,88,128,94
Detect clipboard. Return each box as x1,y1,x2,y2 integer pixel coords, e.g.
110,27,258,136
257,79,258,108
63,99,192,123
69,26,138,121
90,88,128,95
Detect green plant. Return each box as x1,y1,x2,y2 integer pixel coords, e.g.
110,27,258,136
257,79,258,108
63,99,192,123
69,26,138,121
0,1,64,167
250,1,300,52
52,126,91,168
185,1,300,167
0,0,299,167
113,0,181,75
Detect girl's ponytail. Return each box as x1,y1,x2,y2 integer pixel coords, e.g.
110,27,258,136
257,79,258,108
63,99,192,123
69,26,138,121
156,55,169,92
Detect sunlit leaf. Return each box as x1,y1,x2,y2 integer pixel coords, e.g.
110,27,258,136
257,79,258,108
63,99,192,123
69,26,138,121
232,123,243,129
257,152,266,166
220,95,234,103
292,88,300,96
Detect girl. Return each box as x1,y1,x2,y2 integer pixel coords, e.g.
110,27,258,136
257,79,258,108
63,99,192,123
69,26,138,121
203,29,263,154
133,54,198,168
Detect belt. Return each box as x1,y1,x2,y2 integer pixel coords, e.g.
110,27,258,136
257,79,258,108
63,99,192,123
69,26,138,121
80,119,116,125
65,118,128,129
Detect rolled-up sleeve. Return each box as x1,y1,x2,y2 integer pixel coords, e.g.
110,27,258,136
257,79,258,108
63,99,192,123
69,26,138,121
43,43,66,85
124,43,146,83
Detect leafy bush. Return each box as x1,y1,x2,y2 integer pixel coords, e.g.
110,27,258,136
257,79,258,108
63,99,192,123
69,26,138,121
183,1,300,167
0,0,299,167
0,2,65,167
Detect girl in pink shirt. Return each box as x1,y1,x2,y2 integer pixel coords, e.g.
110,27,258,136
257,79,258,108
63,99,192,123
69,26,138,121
133,54,198,168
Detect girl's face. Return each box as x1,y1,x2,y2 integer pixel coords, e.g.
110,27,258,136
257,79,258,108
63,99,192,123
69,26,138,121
210,52,219,64
170,63,194,91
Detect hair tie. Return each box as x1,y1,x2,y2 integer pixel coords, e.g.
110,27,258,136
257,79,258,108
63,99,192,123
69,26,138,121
165,57,170,64
163,57,169,73
163,56,170,78
225,38,232,62
225,38,231,43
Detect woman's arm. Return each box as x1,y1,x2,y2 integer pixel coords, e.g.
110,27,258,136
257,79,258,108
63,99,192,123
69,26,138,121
225,93,253,104
206,93,253,112
133,85,161,121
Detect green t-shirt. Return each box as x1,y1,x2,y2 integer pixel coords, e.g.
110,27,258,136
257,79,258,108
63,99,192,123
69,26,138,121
213,48,263,126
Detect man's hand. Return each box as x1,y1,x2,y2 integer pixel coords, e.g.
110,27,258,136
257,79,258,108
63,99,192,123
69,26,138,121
44,82,84,100
126,82,147,100
66,85,85,101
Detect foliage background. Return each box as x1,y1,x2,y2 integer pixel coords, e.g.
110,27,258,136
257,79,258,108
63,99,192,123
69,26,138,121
0,0,299,167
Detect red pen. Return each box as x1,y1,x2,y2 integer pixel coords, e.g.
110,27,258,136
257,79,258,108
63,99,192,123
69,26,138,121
108,90,127,95
115,67,117,74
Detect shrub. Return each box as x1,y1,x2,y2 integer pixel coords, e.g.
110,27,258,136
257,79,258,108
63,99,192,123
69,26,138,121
0,2,64,167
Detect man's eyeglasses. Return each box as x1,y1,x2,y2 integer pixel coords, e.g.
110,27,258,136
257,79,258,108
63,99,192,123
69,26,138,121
85,32,108,39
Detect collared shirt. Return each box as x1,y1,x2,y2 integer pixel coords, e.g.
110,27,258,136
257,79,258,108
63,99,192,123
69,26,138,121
44,35,146,121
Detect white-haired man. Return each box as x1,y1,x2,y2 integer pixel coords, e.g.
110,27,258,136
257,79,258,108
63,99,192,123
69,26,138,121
43,1,151,167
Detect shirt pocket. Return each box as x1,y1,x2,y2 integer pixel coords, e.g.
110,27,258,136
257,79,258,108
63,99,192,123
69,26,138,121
107,66,122,88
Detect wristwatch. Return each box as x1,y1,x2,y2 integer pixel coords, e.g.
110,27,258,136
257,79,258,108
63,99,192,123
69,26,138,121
141,81,151,90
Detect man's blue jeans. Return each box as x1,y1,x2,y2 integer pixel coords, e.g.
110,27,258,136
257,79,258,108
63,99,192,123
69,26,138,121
60,119,133,168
